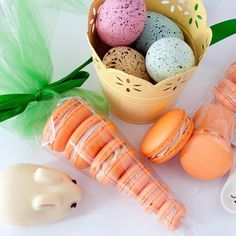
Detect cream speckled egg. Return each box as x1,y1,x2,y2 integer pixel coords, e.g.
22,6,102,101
103,46,151,81
135,11,184,54
146,37,195,82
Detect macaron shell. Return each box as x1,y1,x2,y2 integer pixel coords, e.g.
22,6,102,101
52,103,92,152
117,164,152,196
180,134,233,180
214,79,236,112
130,165,152,196
90,138,124,178
141,109,193,164
146,190,168,213
138,182,169,213
153,117,193,164
157,199,186,230
65,115,117,169
43,99,80,148
90,138,134,185
194,103,233,142
141,109,185,155
101,147,135,185
75,121,116,169
43,99,92,152
65,115,104,161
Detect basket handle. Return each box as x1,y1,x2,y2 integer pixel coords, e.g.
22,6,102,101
210,19,236,46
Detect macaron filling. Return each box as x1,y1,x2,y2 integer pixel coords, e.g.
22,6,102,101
151,122,187,160
70,120,105,165
96,147,123,182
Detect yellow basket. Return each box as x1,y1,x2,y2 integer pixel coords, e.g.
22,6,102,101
87,0,234,124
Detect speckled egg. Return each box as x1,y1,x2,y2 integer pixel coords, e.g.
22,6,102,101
96,0,146,47
102,46,151,81
135,11,184,54
146,37,195,82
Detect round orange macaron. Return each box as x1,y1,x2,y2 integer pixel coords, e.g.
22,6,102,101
89,138,135,185
157,199,186,231
180,103,233,180
65,114,116,169
140,108,194,164
42,98,92,152
180,133,233,180
117,163,152,197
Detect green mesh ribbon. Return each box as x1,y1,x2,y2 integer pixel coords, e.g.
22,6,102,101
0,0,107,138
210,19,236,45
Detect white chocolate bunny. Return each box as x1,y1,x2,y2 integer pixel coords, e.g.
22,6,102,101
0,164,82,226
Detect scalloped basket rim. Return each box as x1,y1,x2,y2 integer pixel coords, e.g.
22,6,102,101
86,0,213,123
98,67,197,99
87,0,212,93
88,39,196,83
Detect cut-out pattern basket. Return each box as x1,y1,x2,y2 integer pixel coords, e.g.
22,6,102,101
87,0,236,124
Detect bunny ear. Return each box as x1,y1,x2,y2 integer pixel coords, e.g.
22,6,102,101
32,193,62,211
34,168,62,184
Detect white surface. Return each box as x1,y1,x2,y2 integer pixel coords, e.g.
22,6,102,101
0,0,236,235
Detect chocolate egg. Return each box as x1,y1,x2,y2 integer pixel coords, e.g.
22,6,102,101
146,37,195,82
103,46,151,81
135,12,184,54
96,0,146,47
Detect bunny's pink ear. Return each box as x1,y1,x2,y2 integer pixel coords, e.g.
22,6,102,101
32,193,62,211
34,168,62,184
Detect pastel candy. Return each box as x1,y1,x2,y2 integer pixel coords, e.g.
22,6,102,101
102,46,151,81
135,12,184,54
96,0,146,46
146,37,195,82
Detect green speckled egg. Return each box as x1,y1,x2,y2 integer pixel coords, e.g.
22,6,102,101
135,11,184,54
146,37,195,82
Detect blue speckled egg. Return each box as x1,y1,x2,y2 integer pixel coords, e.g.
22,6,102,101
146,37,195,82
135,11,184,54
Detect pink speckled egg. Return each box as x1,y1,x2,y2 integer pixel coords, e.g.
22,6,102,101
96,0,146,47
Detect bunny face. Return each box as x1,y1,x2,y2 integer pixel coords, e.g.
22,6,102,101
221,171,236,214
0,164,82,226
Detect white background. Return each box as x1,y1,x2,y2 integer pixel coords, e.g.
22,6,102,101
0,0,236,235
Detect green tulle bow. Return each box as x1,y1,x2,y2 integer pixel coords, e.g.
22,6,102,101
0,0,108,138
0,58,93,123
